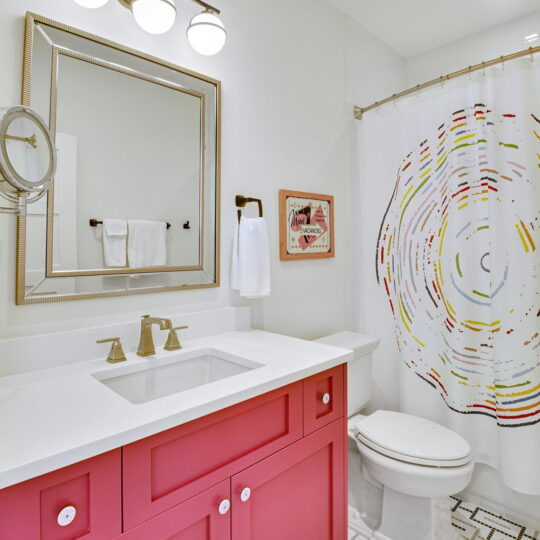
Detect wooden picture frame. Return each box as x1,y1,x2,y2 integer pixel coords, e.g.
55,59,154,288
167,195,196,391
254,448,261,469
279,190,334,260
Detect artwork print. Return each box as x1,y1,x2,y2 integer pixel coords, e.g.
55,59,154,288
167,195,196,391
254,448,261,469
279,190,334,260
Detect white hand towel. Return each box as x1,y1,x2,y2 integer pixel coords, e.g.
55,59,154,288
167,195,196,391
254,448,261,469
102,219,127,267
231,216,271,298
127,220,167,268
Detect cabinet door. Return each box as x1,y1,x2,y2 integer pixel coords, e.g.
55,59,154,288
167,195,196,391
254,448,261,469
118,480,231,540
303,364,345,436
231,419,346,540
0,449,121,540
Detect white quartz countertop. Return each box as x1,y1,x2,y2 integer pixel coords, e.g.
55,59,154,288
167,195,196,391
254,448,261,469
0,329,352,489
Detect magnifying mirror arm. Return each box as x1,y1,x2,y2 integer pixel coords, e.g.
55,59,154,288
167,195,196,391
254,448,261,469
0,193,27,216
5,134,37,148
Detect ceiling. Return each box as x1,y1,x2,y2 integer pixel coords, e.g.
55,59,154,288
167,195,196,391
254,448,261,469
324,0,540,57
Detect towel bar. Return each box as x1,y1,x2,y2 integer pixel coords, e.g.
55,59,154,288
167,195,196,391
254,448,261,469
89,219,171,229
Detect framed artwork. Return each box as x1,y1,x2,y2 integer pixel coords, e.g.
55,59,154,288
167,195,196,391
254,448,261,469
279,190,334,260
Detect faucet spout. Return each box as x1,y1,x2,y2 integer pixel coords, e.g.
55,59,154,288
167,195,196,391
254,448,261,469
137,315,172,357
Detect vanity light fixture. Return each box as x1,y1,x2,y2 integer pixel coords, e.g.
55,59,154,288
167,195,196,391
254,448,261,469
124,0,177,35
187,9,227,55
74,0,110,7
73,0,226,54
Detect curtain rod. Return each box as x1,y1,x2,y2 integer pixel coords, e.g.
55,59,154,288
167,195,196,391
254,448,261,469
354,45,540,120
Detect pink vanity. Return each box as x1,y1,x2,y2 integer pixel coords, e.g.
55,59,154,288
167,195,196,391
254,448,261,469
0,364,346,539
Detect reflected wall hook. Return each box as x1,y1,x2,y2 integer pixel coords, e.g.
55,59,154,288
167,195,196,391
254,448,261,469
183,221,191,229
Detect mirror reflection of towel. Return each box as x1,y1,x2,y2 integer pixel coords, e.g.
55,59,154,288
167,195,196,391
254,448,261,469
231,216,271,298
127,220,167,267
102,219,127,267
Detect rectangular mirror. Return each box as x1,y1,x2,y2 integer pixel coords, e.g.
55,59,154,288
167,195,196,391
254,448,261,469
17,13,220,304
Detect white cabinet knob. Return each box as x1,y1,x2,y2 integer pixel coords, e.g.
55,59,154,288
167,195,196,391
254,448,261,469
240,487,251,502
57,505,77,527
218,499,230,515
322,393,331,405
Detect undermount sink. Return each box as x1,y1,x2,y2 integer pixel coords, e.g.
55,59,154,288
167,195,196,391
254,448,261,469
93,349,263,404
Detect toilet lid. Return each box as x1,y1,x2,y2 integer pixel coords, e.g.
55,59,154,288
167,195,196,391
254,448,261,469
355,410,471,467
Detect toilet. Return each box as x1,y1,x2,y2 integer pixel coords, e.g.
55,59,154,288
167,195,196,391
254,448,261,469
316,332,474,540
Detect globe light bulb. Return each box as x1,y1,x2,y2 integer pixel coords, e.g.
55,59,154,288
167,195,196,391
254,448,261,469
132,0,176,35
73,0,109,7
187,10,227,56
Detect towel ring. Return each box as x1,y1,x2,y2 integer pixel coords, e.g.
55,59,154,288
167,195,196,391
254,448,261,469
236,195,263,223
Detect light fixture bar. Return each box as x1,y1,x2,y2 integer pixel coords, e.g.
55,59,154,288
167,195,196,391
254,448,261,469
118,0,219,14
191,0,220,14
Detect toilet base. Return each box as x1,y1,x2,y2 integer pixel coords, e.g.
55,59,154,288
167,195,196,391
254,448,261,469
374,486,435,540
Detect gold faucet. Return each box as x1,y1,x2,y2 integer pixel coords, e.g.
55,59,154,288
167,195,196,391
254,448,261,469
163,325,189,351
97,337,127,363
137,315,172,357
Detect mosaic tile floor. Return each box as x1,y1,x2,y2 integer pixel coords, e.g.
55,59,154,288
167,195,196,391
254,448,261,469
451,497,540,540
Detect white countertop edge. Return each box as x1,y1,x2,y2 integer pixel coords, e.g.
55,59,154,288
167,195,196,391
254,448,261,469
0,332,352,489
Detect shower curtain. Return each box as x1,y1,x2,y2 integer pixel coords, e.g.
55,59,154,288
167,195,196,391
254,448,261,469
357,56,540,494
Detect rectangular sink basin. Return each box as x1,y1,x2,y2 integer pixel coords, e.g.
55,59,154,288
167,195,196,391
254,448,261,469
93,349,262,404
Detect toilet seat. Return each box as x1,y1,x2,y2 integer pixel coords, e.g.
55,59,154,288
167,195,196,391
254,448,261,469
354,410,471,467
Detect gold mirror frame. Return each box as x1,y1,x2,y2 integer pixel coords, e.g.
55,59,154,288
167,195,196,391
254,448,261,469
16,12,221,304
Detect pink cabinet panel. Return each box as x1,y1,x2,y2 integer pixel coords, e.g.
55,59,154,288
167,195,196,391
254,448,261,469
117,480,231,540
0,449,121,540
122,382,303,530
303,364,345,435
231,418,346,540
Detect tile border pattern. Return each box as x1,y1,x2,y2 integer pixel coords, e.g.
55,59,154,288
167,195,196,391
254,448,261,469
451,496,540,540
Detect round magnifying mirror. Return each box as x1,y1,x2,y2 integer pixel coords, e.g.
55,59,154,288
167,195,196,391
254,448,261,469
0,106,56,204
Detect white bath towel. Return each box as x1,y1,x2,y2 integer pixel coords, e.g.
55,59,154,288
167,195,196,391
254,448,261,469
127,220,167,268
231,216,271,298
102,218,127,267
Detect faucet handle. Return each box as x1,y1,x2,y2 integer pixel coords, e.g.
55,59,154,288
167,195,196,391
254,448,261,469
162,325,189,351
97,337,127,364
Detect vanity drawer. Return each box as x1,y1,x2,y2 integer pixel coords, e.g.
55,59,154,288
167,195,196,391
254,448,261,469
303,364,345,435
122,381,303,530
0,449,121,540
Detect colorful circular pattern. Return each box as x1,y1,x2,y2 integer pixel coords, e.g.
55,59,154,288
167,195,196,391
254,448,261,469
377,105,540,427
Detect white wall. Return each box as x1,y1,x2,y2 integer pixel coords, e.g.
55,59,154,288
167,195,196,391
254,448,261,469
345,18,407,412
407,10,540,85
0,0,353,340
345,17,407,107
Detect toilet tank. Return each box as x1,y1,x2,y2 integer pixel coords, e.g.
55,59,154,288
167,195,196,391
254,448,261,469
315,332,380,417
